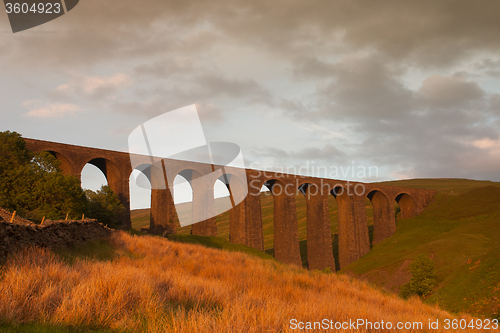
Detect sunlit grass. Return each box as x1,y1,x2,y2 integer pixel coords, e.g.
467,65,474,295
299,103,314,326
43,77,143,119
0,231,481,332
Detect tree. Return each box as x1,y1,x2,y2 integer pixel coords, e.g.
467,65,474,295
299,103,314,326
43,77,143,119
85,185,125,228
0,131,30,171
1,131,127,226
400,254,437,299
0,131,87,221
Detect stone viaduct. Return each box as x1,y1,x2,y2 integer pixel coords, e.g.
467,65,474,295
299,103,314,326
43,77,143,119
25,138,436,270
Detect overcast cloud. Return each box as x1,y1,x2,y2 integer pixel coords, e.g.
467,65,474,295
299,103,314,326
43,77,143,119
1,0,500,207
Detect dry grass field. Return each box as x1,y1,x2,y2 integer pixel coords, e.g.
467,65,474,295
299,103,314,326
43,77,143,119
0,231,487,332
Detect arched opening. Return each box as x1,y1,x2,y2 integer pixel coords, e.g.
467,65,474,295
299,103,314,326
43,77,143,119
213,178,231,241
394,201,401,221
174,173,193,203
329,186,349,271
172,172,194,235
364,196,375,246
81,157,126,204
260,183,275,255
169,168,217,237
128,165,153,231
47,151,74,175
81,163,108,192
296,184,308,267
328,193,339,269
367,190,396,246
214,179,231,199
215,173,248,245
80,158,125,204
83,158,122,189
395,193,417,220
80,157,129,228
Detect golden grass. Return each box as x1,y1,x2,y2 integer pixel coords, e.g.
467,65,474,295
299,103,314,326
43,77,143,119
0,232,484,332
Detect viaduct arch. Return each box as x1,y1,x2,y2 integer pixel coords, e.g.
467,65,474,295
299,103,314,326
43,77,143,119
25,138,436,270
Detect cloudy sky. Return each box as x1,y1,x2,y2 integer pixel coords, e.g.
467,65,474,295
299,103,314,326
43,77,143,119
1,0,500,208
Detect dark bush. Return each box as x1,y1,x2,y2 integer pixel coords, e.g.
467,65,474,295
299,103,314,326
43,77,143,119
85,185,125,228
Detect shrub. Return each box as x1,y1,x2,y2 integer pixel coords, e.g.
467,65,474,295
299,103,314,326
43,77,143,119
321,267,333,274
85,185,126,228
400,254,437,299
394,205,401,220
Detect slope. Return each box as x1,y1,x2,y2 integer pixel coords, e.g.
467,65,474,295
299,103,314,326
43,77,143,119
0,231,484,332
344,181,500,318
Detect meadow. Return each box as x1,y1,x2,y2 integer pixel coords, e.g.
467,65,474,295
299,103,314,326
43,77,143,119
0,231,486,332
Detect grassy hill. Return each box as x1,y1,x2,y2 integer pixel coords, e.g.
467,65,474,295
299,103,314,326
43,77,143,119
344,179,500,319
132,178,500,318
0,232,481,332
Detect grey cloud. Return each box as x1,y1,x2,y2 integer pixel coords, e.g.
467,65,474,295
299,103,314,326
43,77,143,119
296,144,348,163
349,116,500,181
417,74,484,108
252,144,348,165
3,0,500,183
112,73,275,117
363,109,500,181
110,99,171,117
133,59,196,79
2,0,500,71
196,75,273,104
308,55,495,129
292,57,336,80
195,102,224,122
490,94,500,113
0,1,219,69
38,68,273,122
45,73,132,102
109,127,134,136
474,58,500,71
278,98,311,118
314,55,416,121
291,52,500,181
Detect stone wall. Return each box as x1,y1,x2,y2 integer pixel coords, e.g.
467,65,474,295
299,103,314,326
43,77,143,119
0,208,35,226
0,214,113,262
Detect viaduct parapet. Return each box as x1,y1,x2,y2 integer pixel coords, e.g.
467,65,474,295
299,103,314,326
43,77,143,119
24,138,436,270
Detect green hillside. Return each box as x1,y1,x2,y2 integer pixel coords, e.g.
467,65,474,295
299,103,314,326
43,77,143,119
344,179,500,318
131,178,500,318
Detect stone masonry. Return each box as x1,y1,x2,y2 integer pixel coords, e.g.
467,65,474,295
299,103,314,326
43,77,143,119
0,210,113,262
24,138,436,271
